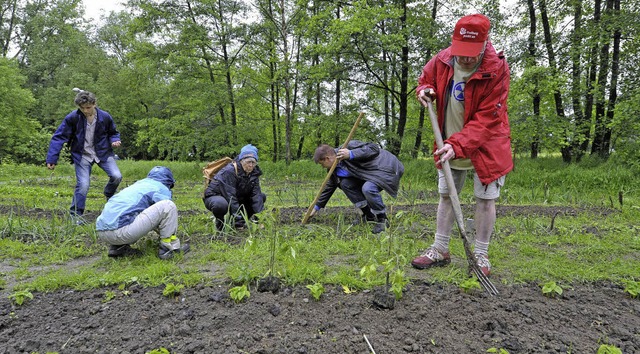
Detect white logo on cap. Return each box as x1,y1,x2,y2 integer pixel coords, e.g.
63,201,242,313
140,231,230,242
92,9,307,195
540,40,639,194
459,27,479,39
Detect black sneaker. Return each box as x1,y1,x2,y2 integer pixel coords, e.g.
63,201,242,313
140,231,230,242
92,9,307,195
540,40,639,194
158,243,191,260
372,218,390,234
351,214,376,226
108,244,142,258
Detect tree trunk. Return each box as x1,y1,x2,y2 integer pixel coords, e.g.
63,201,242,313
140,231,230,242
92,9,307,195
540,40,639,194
569,0,588,162
412,0,437,158
527,0,541,159
539,0,570,162
583,0,602,156
591,0,615,158
603,0,620,156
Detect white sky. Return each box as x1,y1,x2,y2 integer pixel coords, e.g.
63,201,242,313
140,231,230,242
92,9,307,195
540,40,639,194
82,0,125,22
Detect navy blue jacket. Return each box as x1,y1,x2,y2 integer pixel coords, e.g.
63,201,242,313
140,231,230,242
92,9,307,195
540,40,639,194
203,160,264,216
46,108,120,165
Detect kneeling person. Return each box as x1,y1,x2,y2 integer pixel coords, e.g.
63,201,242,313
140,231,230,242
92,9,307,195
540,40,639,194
203,144,266,230
310,141,404,234
96,166,190,259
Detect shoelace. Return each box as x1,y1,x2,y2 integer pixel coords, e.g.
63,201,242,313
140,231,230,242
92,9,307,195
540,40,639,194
476,255,491,268
421,248,444,261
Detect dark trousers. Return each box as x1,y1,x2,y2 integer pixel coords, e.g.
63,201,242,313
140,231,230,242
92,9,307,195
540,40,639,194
203,194,266,222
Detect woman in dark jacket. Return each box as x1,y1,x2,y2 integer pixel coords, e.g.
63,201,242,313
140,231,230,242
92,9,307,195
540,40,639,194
203,144,266,230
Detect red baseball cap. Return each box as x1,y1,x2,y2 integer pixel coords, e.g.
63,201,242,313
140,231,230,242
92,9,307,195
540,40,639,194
451,14,490,57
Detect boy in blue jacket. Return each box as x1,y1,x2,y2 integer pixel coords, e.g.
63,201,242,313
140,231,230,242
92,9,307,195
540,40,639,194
96,166,190,259
46,90,122,224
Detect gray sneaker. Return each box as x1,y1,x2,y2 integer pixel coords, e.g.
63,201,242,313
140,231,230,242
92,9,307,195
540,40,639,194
158,243,191,260
71,215,88,226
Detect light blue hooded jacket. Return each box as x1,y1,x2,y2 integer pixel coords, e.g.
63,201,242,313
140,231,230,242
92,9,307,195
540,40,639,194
96,166,175,231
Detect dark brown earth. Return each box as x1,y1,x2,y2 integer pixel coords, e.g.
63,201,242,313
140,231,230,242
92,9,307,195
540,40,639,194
1,204,638,353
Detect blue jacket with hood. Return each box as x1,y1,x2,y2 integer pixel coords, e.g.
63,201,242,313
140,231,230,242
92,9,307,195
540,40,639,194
46,108,120,165
96,166,175,231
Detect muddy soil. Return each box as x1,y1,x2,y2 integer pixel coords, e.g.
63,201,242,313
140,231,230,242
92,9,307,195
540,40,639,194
1,204,638,353
1,281,638,353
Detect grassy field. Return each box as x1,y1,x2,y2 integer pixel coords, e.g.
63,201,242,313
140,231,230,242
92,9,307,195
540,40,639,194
1,155,639,301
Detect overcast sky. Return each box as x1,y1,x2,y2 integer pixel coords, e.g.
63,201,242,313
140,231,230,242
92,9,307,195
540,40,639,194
82,0,125,22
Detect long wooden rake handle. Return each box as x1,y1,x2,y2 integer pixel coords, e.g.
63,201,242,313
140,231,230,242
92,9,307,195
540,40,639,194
301,112,365,225
424,100,498,296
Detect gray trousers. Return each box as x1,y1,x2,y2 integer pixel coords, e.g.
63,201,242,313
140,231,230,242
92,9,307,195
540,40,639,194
98,200,178,246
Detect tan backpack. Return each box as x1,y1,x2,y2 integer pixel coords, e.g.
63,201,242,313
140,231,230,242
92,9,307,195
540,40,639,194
202,157,238,190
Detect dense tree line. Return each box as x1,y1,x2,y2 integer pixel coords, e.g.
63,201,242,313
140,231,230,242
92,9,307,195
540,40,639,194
0,0,638,166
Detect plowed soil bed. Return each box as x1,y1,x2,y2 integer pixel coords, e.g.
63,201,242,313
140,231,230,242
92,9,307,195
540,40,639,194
1,204,639,353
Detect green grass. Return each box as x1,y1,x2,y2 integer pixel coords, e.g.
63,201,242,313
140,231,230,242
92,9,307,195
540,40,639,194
1,156,639,297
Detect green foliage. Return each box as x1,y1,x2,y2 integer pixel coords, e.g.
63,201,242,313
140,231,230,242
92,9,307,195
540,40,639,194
103,290,116,303
541,281,563,298
389,269,408,300
597,344,622,354
162,283,184,298
1,158,640,301
306,283,325,301
8,290,33,306
0,58,42,164
459,277,481,294
622,280,639,299
486,348,510,354
146,348,171,354
229,285,250,303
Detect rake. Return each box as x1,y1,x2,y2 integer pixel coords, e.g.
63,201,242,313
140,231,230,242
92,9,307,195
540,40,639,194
424,100,499,296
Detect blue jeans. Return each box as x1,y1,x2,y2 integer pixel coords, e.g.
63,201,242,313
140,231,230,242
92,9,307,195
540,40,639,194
71,156,122,216
339,178,386,215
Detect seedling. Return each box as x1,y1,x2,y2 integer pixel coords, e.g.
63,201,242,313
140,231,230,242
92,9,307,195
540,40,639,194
147,348,170,354
8,290,33,306
229,285,250,303
597,344,622,354
460,277,481,294
487,348,510,354
257,209,282,294
622,280,639,299
103,290,116,303
162,283,184,298
306,282,325,301
372,212,408,309
541,281,563,298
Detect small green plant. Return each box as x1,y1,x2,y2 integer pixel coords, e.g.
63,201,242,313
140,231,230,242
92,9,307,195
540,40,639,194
541,281,563,297
460,277,481,294
389,269,408,300
162,283,184,298
8,290,33,306
622,280,639,299
103,290,116,303
146,348,171,354
487,348,510,354
597,344,622,354
229,285,250,303
306,282,325,301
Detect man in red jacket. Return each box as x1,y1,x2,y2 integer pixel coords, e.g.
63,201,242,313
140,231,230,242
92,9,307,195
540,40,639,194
411,14,512,276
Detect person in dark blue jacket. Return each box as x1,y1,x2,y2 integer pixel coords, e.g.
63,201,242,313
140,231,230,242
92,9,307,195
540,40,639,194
309,140,404,234
46,89,122,224
96,166,190,259
203,144,266,231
